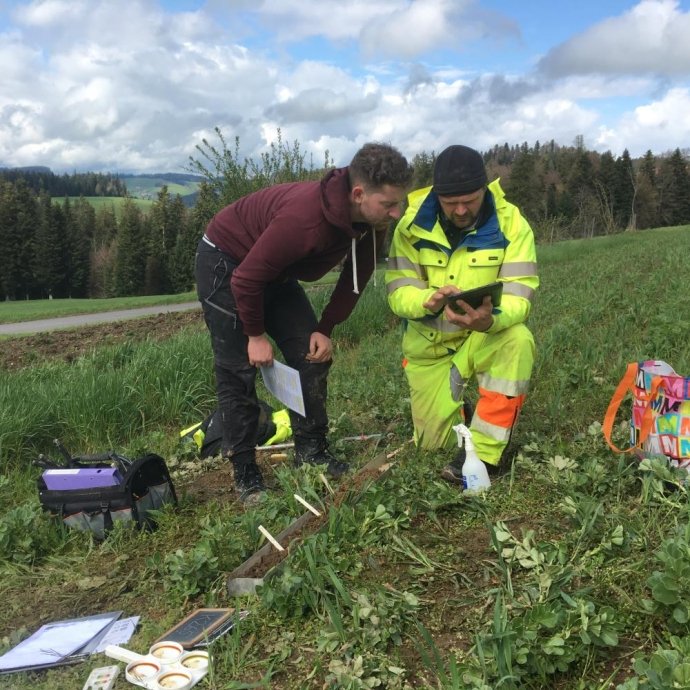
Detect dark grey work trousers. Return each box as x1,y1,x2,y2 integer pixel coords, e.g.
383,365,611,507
194,238,330,467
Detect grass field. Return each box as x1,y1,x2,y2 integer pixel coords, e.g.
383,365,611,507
120,176,200,199
0,226,689,689
62,195,155,216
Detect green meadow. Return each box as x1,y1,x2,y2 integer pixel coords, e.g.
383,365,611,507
0,227,689,689
64,195,155,216
119,176,200,199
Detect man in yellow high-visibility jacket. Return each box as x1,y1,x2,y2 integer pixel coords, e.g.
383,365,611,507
385,145,538,481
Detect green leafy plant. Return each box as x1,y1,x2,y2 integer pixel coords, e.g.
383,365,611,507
157,542,220,600
617,636,690,689
643,522,690,629
0,502,60,566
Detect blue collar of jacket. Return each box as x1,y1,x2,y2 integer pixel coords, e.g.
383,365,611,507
410,187,508,252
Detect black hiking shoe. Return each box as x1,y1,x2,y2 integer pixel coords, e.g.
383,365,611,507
440,449,506,485
294,439,350,479
440,452,466,485
233,462,266,505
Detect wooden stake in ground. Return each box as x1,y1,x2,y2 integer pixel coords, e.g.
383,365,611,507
319,473,334,495
293,493,321,516
258,525,285,552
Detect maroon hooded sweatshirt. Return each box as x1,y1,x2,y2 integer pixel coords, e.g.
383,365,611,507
204,167,384,337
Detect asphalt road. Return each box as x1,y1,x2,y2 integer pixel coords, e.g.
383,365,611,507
0,301,201,336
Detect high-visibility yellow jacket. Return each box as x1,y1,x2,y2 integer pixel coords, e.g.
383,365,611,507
385,179,538,361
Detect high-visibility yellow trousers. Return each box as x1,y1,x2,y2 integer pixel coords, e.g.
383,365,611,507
402,323,535,463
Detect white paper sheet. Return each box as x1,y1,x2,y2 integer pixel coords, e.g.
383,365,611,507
92,616,139,653
0,612,120,672
260,360,305,416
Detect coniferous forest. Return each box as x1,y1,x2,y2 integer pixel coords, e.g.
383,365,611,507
1,130,689,302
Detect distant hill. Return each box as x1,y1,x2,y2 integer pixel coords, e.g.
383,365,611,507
0,166,203,208
0,165,52,174
127,173,203,184
121,173,202,206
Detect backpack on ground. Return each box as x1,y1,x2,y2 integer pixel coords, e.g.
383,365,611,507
180,402,292,458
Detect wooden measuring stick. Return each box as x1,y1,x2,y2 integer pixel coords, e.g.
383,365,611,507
257,433,383,451
256,441,294,451
293,493,321,516
258,525,284,552
339,434,383,442
386,439,414,459
318,473,334,494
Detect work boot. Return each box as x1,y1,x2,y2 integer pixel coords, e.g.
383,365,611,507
233,461,266,505
294,438,350,478
440,449,506,485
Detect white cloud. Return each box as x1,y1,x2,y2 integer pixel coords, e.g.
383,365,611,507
596,87,690,154
0,0,283,171
359,0,456,59
253,0,521,61
14,0,85,26
255,0,402,42
359,0,520,60
0,0,689,173
539,0,690,77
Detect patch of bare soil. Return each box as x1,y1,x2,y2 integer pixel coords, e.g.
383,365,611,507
0,310,205,371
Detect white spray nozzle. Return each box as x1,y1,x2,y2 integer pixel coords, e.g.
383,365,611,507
452,423,475,453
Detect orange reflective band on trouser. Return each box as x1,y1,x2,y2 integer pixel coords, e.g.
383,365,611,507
402,357,408,368
476,388,526,428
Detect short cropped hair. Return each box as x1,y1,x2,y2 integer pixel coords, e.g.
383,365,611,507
348,142,413,190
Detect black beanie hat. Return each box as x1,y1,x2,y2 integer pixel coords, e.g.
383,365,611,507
433,145,487,196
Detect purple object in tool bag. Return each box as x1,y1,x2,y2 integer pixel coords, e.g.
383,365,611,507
42,467,123,490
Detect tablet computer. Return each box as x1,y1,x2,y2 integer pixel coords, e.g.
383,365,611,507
445,281,503,314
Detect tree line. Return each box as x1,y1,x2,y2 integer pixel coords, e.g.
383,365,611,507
412,139,690,243
0,168,126,198
1,130,689,301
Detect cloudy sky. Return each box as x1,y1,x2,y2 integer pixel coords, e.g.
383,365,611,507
1,0,689,173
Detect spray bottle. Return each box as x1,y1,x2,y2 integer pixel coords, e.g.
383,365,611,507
452,423,491,492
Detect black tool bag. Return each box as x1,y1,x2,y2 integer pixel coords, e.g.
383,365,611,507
37,446,177,540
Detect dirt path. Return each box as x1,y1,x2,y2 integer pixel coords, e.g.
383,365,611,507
0,309,206,371
0,301,200,335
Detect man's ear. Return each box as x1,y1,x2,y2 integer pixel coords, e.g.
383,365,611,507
351,183,365,203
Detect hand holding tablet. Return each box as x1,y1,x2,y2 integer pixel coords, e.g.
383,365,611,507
445,281,503,314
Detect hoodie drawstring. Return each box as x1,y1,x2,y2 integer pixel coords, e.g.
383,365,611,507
351,230,378,295
372,229,377,287
351,237,359,295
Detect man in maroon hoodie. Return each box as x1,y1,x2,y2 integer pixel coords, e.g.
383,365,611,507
195,142,412,504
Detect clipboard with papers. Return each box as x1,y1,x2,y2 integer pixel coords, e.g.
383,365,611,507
0,611,124,674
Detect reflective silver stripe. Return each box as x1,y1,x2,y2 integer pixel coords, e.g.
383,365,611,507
498,262,537,278
387,256,423,274
437,320,468,333
503,283,535,300
415,317,466,333
386,276,428,293
202,234,216,248
472,417,512,442
476,372,530,396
